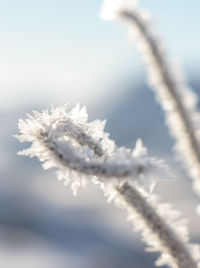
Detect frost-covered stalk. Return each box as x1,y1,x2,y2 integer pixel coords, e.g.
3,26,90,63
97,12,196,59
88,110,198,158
116,183,198,268
101,0,200,195
16,105,166,191
16,105,199,268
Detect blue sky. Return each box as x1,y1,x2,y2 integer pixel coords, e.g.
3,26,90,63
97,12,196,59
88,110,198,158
0,0,200,111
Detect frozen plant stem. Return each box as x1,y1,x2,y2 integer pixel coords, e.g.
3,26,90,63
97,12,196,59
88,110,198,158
122,9,200,176
102,3,200,194
117,182,197,268
70,113,198,268
16,105,199,268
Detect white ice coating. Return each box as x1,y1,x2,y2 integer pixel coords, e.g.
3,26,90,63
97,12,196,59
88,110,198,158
16,104,200,268
101,1,200,196
16,104,166,193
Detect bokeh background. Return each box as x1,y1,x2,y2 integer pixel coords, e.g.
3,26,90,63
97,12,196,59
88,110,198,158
0,0,200,267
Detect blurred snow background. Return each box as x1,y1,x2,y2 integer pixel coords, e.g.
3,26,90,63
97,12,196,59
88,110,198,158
0,0,200,267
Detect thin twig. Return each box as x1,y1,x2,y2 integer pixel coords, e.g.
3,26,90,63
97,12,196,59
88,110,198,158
16,105,199,268
101,2,200,194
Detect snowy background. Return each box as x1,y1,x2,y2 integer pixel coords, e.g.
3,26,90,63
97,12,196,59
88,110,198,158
0,1,200,267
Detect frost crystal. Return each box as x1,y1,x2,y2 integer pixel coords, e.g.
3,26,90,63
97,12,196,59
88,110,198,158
100,1,200,196
13,0,200,266
16,104,166,194
16,104,199,268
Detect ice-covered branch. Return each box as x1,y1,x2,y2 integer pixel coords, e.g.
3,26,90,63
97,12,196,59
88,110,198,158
16,105,166,192
16,104,199,268
115,182,198,268
101,0,200,195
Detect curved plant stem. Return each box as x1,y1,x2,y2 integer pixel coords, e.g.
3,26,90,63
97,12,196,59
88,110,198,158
116,8,200,194
16,105,199,268
116,182,197,268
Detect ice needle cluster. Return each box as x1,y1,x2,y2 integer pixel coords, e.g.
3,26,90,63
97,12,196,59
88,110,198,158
16,104,199,268
16,104,165,194
101,0,200,196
